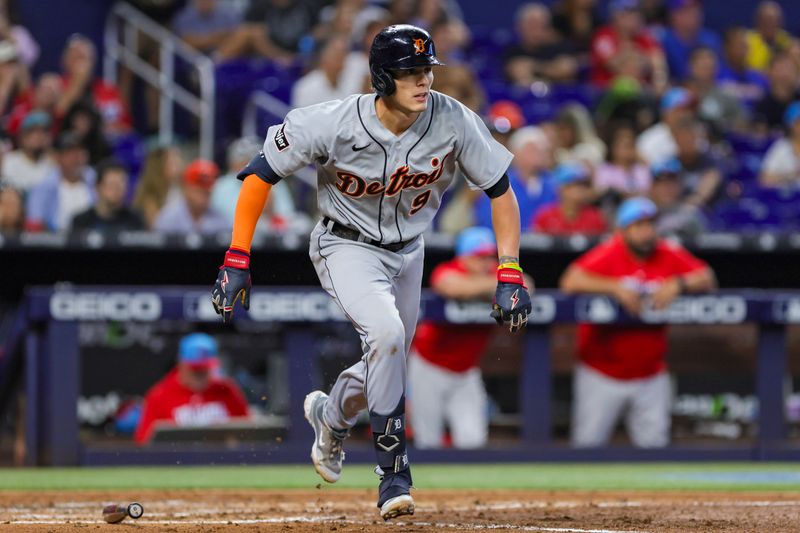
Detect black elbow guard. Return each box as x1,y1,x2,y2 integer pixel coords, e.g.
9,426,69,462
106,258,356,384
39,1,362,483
236,151,283,184
484,173,510,198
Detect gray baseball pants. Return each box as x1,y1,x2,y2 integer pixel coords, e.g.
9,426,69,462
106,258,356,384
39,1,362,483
308,221,424,430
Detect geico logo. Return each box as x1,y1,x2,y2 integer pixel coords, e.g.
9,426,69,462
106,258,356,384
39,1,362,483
443,296,555,324
641,296,747,324
50,292,161,321
247,293,347,321
773,297,800,323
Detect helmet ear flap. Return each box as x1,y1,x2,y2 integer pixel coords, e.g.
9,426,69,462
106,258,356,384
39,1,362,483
370,64,396,97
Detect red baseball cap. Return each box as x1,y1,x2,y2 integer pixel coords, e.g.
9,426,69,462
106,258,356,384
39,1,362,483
184,160,219,190
488,100,525,133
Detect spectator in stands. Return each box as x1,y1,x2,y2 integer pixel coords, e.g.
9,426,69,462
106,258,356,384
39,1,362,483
648,158,705,238
487,100,526,148
594,122,651,205
658,0,721,82
173,0,241,55
58,35,132,137
718,27,770,109
429,20,483,113
0,111,56,193
436,102,526,234
474,126,556,230
673,119,722,207
504,3,579,86
62,100,112,166
0,20,29,120
560,197,716,448
637,87,695,165
408,227,501,449
0,185,23,234
590,0,667,91
216,0,317,61
0,2,38,68
533,163,607,235
134,333,249,445
133,146,185,229
684,46,746,136
211,136,305,232
25,132,94,232
754,52,800,133
291,34,360,108
551,0,601,57
343,16,390,94
72,159,144,233
554,103,606,168
3,72,60,138
760,101,800,189
746,1,797,72
411,0,465,30
154,159,229,235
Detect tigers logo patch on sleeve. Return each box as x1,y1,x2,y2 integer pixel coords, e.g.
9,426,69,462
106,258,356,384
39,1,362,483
274,124,290,151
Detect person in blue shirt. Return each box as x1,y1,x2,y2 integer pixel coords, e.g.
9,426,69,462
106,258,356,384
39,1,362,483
474,126,556,229
658,0,722,81
717,26,770,109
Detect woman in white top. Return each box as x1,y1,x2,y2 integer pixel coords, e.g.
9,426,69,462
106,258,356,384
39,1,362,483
554,103,606,167
593,122,651,199
760,101,800,189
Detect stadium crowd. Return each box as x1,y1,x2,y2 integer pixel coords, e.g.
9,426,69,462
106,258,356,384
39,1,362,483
0,0,799,238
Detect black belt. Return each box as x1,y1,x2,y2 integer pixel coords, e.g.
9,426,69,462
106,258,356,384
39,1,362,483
322,217,410,253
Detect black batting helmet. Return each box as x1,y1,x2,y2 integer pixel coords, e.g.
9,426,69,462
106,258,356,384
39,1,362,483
369,24,444,97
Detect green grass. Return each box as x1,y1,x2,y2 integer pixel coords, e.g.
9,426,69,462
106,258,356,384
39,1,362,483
2,463,800,491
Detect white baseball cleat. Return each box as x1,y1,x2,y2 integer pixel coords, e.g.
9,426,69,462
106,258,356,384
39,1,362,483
303,390,348,483
380,494,415,521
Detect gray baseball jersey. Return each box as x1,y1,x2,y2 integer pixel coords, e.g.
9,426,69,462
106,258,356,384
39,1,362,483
261,91,513,243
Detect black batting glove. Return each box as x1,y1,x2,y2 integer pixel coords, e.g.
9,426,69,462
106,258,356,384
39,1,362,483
211,248,252,324
490,264,532,333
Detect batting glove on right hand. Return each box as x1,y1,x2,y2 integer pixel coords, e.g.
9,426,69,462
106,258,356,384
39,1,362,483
211,248,252,324
491,264,532,333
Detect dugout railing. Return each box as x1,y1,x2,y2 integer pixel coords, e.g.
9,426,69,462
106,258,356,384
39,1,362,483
8,286,800,466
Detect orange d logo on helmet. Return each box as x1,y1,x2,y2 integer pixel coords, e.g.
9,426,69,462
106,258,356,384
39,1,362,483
413,38,426,54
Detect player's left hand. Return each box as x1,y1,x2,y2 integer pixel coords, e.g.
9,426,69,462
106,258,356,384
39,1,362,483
491,263,532,333
211,248,252,323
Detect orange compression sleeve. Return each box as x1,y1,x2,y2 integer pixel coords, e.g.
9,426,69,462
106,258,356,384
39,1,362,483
230,174,271,253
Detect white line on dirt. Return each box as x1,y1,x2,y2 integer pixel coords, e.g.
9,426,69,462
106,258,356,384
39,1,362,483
6,519,650,533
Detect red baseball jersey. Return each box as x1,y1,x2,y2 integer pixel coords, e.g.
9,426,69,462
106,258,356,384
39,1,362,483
590,26,661,86
532,203,607,236
134,368,249,444
573,234,707,380
412,257,494,373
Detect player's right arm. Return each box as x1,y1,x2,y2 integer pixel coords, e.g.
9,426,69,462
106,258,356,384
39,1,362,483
212,104,329,323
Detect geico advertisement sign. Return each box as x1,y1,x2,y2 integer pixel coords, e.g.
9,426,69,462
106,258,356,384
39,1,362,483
443,295,556,324
577,295,748,324
640,296,747,324
50,292,162,321
185,291,347,322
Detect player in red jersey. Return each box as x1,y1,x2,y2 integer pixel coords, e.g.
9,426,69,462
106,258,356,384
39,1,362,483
560,197,716,447
134,333,249,444
408,227,498,449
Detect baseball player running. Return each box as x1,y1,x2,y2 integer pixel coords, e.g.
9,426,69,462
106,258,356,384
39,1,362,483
211,24,532,520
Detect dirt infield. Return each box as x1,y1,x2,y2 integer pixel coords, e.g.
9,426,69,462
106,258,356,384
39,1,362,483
1,489,799,532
